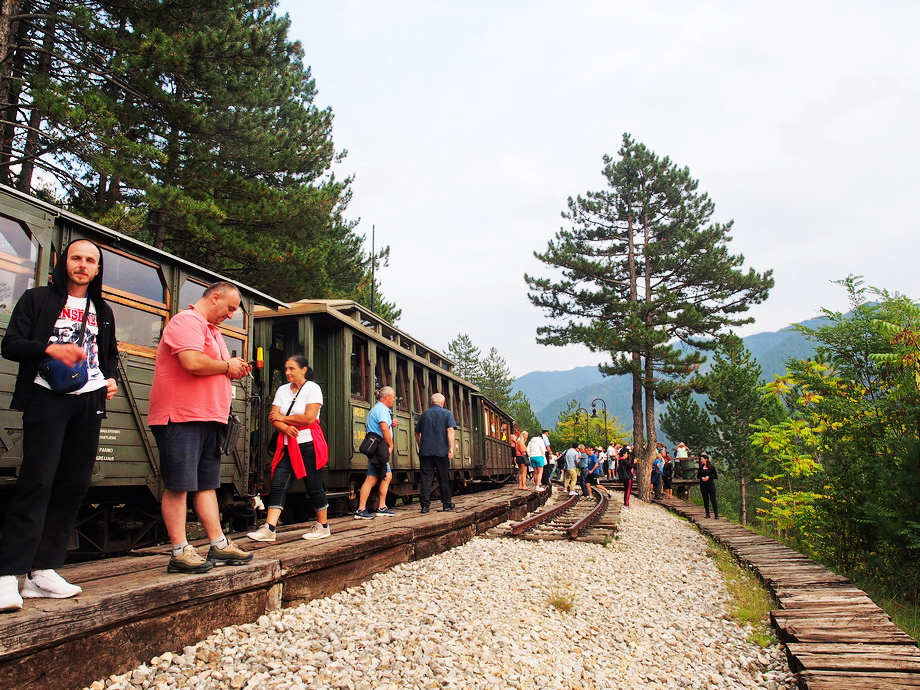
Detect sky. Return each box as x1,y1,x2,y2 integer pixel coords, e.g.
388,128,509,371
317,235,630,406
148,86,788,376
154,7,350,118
278,1,919,378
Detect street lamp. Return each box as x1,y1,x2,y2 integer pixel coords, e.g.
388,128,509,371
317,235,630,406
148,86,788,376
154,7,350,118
591,398,608,450
576,407,590,445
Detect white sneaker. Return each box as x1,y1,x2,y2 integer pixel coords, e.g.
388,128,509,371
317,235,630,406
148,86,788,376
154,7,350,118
247,524,277,542
536,486,546,492
302,523,330,540
22,569,81,599
0,575,22,612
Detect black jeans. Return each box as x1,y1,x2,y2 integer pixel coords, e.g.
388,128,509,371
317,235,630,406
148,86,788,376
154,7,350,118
700,480,718,516
420,455,452,508
0,385,106,574
268,442,328,513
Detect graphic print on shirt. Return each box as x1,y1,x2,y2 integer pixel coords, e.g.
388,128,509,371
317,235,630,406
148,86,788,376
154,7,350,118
35,295,106,388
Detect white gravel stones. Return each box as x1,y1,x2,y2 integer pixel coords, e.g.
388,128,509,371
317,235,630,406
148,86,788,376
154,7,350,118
84,500,796,689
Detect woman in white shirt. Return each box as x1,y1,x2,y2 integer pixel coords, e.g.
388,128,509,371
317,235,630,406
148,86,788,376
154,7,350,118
248,355,330,542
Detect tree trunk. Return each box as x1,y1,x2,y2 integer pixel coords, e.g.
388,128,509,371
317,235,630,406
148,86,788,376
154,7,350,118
0,0,21,182
740,473,747,526
17,2,57,192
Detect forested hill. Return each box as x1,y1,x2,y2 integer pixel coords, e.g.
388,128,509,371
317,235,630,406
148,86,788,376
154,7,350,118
513,316,826,429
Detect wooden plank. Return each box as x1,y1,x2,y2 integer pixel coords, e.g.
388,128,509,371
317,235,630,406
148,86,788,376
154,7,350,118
799,670,920,689
786,642,920,673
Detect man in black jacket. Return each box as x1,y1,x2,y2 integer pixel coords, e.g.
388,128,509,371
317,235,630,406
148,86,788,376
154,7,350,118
0,239,118,612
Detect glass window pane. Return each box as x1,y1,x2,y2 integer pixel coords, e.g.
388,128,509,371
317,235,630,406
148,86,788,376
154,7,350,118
108,301,164,350
100,248,164,303
0,216,38,315
224,334,244,359
179,278,246,328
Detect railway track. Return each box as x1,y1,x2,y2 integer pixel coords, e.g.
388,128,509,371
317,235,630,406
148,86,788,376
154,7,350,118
486,485,621,543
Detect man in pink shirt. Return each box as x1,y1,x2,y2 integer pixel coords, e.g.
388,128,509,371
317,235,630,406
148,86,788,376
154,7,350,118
148,282,253,574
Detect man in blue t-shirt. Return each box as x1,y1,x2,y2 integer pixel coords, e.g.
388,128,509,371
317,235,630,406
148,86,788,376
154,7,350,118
415,393,458,513
355,386,397,519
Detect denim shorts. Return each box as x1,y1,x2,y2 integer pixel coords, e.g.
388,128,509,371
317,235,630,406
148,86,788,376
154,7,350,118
367,462,391,478
151,421,222,492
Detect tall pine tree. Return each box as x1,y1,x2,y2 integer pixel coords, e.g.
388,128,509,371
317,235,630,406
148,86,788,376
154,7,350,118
527,134,773,500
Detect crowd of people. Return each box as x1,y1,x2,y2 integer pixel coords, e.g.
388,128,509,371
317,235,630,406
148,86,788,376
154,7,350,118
507,431,718,518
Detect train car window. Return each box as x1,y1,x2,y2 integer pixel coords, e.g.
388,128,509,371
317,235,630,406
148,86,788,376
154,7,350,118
350,336,369,401
179,278,247,330
0,216,38,317
395,358,409,412
179,278,247,355
452,383,463,426
107,301,165,351
374,349,391,391
94,246,168,354
442,382,451,416
413,364,424,412
100,247,165,305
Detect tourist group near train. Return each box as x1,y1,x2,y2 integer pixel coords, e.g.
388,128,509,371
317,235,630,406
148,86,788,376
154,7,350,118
0,184,516,610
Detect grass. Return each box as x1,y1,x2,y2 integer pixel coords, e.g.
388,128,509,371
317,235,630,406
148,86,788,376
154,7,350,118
706,540,778,647
547,586,578,613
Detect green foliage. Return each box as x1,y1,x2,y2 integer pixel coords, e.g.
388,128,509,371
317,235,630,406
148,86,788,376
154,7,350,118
446,334,483,383
552,399,627,449
706,334,787,523
0,1,389,309
659,390,715,452
526,133,773,497
750,277,920,603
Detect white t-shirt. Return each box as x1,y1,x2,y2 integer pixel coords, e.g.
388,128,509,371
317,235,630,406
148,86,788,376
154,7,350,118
34,295,108,394
272,380,323,444
526,435,546,458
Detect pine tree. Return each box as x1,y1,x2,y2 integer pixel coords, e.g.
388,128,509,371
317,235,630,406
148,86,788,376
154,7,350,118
706,334,785,524
527,133,773,500
0,1,385,306
477,347,514,406
659,391,715,454
446,334,483,383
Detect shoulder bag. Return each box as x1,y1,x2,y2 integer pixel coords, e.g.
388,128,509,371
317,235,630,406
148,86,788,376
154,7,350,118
267,383,303,454
38,296,91,394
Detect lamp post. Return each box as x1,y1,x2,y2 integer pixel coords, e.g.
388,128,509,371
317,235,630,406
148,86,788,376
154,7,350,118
591,398,608,450
576,407,590,445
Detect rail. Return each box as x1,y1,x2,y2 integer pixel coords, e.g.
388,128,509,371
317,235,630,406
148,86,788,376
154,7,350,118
567,486,609,538
509,492,579,536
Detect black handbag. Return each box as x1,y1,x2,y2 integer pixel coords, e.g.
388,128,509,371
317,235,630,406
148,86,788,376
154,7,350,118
38,296,91,394
359,432,381,457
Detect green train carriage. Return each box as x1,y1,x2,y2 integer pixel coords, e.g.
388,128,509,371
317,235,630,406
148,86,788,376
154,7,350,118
0,184,284,555
252,300,516,515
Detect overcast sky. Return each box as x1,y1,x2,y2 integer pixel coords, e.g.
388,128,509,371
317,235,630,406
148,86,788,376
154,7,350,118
278,1,918,378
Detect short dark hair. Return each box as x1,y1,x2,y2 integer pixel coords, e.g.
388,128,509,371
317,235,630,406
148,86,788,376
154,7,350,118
202,281,240,299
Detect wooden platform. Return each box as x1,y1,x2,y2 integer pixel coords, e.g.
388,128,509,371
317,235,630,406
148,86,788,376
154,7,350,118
0,486,548,690
657,498,920,689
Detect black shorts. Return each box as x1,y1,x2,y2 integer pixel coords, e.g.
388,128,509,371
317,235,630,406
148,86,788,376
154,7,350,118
515,455,529,466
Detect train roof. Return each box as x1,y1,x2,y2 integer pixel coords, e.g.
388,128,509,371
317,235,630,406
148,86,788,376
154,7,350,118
254,298,475,385
0,183,287,309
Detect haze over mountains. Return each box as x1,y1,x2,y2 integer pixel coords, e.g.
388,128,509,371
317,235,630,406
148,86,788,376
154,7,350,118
511,316,827,433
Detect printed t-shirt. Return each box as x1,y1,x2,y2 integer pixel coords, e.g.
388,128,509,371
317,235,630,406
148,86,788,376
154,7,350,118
148,307,232,425
34,295,108,394
272,381,323,444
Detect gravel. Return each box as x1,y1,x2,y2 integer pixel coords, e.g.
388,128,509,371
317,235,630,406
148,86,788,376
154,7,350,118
84,499,796,689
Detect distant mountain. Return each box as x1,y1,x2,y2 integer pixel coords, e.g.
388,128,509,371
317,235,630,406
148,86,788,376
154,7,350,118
512,316,828,431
